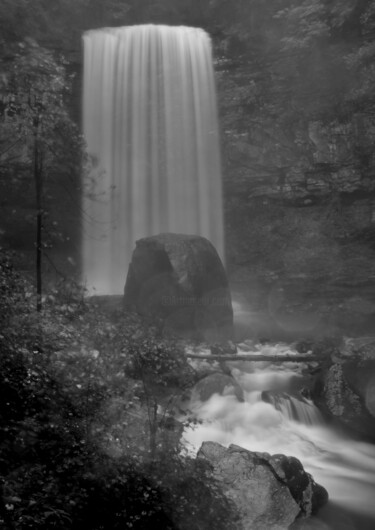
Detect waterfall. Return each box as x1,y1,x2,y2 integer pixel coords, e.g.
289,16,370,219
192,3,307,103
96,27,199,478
82,25,223,295
261,390,323,426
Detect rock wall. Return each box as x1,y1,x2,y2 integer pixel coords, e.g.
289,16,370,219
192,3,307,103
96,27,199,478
225,115,375,200
223,112,375,338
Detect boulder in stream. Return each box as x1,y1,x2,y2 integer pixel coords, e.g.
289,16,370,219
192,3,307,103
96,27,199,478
197,442,328,530
124,233,233,341
193,373,244,402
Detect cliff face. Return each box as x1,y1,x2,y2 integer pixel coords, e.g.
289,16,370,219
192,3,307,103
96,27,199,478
224,114,375,200
223,111,375,338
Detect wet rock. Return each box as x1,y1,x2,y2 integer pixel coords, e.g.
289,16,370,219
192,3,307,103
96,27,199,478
197,442,328,530
210,340,238,355
335,339,375,422
342,360,375,419
323,363,362,418
237,341,253,352
341,337,375,360
193,373,244,402
295,340,314,354
315,354,375,439
124,233,233,341
266,453,328,516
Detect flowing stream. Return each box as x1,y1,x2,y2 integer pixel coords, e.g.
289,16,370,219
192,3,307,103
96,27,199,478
183,344,375,529
82,25,223,294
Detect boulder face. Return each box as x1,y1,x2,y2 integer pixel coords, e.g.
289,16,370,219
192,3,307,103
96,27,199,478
314,344,375,440
197,442,328,530
124,233,233,341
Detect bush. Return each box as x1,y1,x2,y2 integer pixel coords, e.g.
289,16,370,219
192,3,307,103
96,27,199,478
0,252,237,529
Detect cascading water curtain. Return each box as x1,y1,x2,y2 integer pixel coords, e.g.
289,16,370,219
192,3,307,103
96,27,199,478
82,25,224,295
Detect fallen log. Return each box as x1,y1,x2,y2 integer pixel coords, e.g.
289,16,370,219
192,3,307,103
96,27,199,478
185,353,319,362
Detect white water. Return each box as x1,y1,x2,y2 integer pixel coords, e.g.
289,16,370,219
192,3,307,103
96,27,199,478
82,25,223,294
183,345,375,527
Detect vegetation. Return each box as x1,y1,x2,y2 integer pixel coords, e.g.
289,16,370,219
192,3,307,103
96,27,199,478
212,0,375,173
0,39,82,310
0,252,237,529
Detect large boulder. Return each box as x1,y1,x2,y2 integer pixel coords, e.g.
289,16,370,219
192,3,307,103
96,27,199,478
124,233,233,341
197,442,328,530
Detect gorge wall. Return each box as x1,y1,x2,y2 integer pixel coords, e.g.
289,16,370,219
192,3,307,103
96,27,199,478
223,109,375,338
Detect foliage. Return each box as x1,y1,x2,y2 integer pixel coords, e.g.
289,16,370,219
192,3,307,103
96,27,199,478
0,0,213,50
275,0,330,51
0,38,84,308
0,252,236,529
208,0,375,143
0,38,81,174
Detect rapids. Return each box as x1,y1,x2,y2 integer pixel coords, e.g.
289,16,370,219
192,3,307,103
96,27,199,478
183,343,375,529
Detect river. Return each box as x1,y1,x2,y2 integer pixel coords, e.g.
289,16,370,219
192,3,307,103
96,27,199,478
183,342,375,529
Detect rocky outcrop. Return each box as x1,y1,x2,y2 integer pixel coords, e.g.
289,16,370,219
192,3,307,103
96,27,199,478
124,233,233,341
314,342,375,439
322,363,362,418
225,115,375,202
224,111,375,339
197,442,328,530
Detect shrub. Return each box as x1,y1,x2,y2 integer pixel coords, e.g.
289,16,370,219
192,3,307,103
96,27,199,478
0,252,236,529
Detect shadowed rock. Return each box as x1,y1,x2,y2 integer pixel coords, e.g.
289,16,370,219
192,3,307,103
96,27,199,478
124,233,233,341
193,373,244,402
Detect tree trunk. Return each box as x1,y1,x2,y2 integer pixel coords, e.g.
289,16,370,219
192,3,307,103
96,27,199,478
34,119,43,312
149,402,158,460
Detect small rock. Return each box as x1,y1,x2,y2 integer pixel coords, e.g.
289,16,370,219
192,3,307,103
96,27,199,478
237,342,253,352
211,341,238,355
193,373,244,402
